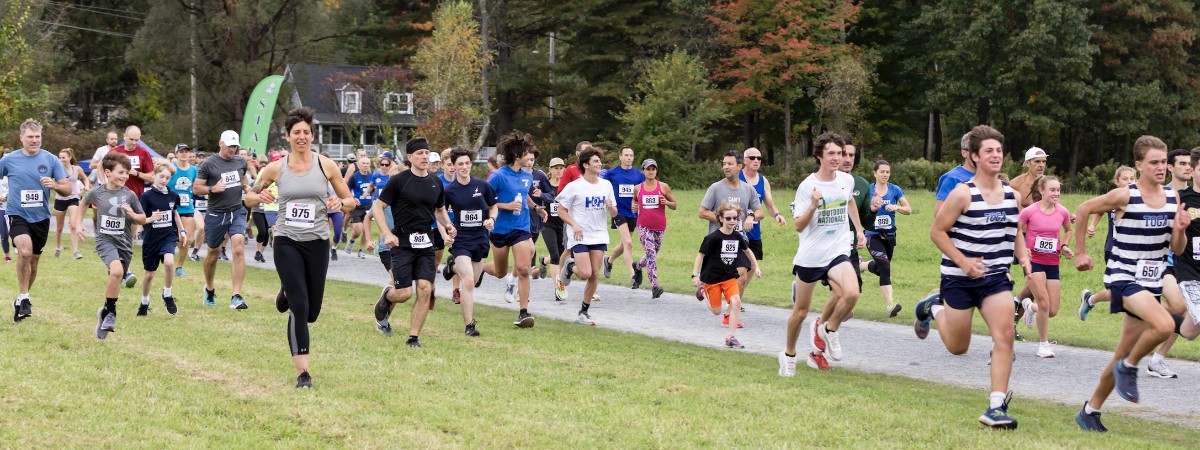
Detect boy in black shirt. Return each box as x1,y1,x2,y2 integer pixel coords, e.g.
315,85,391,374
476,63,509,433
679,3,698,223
692,202,760,349
139,163,186,316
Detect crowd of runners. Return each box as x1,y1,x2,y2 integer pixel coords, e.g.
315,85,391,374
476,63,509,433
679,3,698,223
4,114,1200,432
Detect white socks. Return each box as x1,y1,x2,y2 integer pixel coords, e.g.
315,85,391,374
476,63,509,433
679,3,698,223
930,304,944,319
989,392,1006,409
163,287,172,297
1084,402,1100,414
1151,352,1165,365
141,296,151,306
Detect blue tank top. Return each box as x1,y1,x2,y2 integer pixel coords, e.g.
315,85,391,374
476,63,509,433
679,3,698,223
170,163,198,214
737,170,767,240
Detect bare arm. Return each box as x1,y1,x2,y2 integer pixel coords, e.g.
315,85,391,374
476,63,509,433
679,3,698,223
896,195,912,215
1074,187,1130,259
325,157,358,213
698,207,717,225
930,185,981,275
762,177,782,217
245,161,281,208
662,184,678,210
193,178,212,196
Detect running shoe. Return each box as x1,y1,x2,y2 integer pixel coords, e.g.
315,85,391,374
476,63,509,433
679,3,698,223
1079,289,1094,321
203,288,216,307
575,311,596,326
1113,358,1140,403
474,272,483,288
330,248,338,261
724,335,744,349
254,251,265,262
778,351,797,377
503,277,517,303
275,290,288,313
190,250,200,262
345,239,354,254
537,260,548,280
652,287,664,299
95,307,111,339
163,295,178,315
375,287,394,336
465,321,480,337
1022,298,1035,329
54,247,61,258
175,267,186,277
230,294,248,310
887,303,902,318
137,303,149,316
555,282,567,302
406,336,421,348
602,256,613,279
3,256,9,262
442,257,455,280
100,309,117,333
11,300,18,323
452,288,462,305
1075,403,1107,432
979,406,1018,430
809,319,826,352
821,326,843,361
1013,295,1024,322
514,310,535,328
73,251,83,260
219,249,229,261
17,298,31,322
296,371,312,389
632,265,643,289
722,313,743,328
1147,360,1179,379
1037,342,1056,358
1014,325,1025,342
696,287,706,302
913,294,937,340
592,293,601,302
123,272,138,288
806,351,832,370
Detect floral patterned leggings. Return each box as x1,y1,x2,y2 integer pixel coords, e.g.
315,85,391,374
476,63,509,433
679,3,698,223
634,226,664,288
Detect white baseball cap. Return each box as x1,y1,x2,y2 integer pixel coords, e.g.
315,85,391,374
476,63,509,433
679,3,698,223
220,130,241,147
429,152,441,163
1024,147,1048,162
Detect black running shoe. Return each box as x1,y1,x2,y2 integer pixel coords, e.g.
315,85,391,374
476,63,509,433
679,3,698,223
375,287,394,336
1075,403,1107,432
442,256,455,280
296,371,312,389
514,311,535,328
14,298,31,322
13,300,20,323
1113,358,1140,403
406,336,422,348
474,273,483,288
163,296,178,315
137,303,149,316
652,287,664,299
330,248,338,261
95,307,110,339
219,249,229,261
254,251,265,262
275,290,288,313
632,266,643,289
465,321,480,337
913,294,937,340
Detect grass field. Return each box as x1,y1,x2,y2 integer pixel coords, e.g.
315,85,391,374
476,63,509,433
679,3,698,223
567,188,1200,362
2,253,1199,447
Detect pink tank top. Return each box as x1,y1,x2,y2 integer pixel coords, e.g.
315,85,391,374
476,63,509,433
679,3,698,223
636,181,667,231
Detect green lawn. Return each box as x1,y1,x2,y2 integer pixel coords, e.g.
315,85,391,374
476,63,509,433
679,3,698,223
569,188,1200,362
1,254,1197,446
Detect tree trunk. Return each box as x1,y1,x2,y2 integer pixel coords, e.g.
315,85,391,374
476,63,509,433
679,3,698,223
743,112,755,151
783,94,794,172
1067,127,1081,177
925,110,934,160
931,110,943,162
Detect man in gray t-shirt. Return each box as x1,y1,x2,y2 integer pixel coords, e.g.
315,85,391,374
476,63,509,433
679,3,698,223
192,130,251,309
698,150,764,300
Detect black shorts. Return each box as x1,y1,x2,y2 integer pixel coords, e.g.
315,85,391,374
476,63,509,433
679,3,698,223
378,249,391,271
748,239,764,260
433,229,446,250
142,235,178,272
8,216,49,255
1107,281,1160,320
793,254,852,284
349,205,371,223
940,273,1014,310
610,215,635,232
490,229,531,248
571,243,608,254
1165,265,1176,279
53,198,80,212
450,241,491,262
179,212,194,218
1029,262,1060,280
390,246,437,289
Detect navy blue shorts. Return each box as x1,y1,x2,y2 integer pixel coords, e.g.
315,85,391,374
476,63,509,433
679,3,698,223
793,254,851,284
940,273,1014,310
1029,262,1060,280
450,241,491,262
204,208,247,248
1106,281,1160,320
489,229,531,248
571,243,608,254
142,235,178,272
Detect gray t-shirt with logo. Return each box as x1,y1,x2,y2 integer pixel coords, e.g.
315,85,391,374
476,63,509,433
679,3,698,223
700,179,761,234
83,185,144,255
196,155,248,213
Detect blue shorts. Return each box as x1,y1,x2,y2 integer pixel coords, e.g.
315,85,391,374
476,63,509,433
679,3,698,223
264,211,278,227
793,254,851,284
1029,262,1060,280
571,243,608,254
489,229,531,248
940,273,1014,310
1106,281,1160,320
204,208,247,249
450,241,491,262
142,235,178,272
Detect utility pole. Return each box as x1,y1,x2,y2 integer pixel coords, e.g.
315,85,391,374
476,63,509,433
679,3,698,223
189,0,197,145
548,32,555,120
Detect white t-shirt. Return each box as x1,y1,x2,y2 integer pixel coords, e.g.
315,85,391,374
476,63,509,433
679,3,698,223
556,177,614,249
792,171,855,267
92,145,111,184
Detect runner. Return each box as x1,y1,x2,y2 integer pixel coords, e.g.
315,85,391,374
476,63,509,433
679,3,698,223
1009,147,1047,209
480,132,538,326
194,130,251,309
861,159,910,316
83,153,159,339
189,152,209,262
170,144,198,277
372,137,456,346
137,162,186,316
632,158,677,299
818,139,872,331
698,150,763,327
248,107,356,388
553,141,591,281
1150,147,1200,380
738,147,787,295
1017,175,1073,358
1,119,71,322
556,146,617,326
601,147,645,287
344,157,375,258
913,125,1023,429
540,158,568,301
1080,166,1136,319
442,146,497,335
90,131,120,188
53,148,90,259
110,126,156,197
1072,136,1187,432
694,201,757,349
435,148,460,306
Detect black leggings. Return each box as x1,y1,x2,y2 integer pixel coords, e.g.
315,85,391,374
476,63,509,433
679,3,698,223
252,211,272,246
542,226,564,265
274,236,330,356
865,233,896,286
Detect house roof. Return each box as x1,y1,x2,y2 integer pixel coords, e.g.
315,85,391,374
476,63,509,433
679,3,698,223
284,64,418,127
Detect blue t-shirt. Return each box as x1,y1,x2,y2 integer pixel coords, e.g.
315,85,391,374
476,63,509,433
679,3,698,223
935,165,974,201
140,187,179,242
371,172,391,198
601,166,645,219
437,172,456,228
866,182,905,235
738,171,768,240
349,171,375,206
444,178,496,246
488,165,532,235
169,163,198,214
0,149,68,222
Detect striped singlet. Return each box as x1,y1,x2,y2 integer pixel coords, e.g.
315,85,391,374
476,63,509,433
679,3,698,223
1104,184,1176,296
940,181,1019,279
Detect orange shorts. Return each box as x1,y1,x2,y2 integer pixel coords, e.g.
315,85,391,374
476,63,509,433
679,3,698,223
703,278,740,309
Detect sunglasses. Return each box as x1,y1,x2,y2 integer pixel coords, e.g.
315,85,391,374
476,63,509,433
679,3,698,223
380,163,391,167
745,156,762,161
722,216,739,221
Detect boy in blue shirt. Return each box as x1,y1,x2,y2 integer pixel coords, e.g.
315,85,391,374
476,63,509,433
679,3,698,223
139,163,187,316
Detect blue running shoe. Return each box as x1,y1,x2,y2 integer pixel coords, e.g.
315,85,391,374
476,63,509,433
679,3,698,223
979,392,1017,429
175,267,187,277
1079,289,1094,321
203,288,216,307
1075,403,1107,432
123,272,138,288
913,293,938,340
1113,358,1139,403
230,294,248,310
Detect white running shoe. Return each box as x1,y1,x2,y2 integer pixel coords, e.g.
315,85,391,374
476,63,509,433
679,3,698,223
555,281,568,302
1022,298,1035,329
823,328,843,361
1037,342,1056,358
777,351,797,377
503,276,517,303
574,312,596,326
1147,360,1179,379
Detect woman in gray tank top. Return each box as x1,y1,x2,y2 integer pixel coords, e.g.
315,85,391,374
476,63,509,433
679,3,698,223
246,107,356,389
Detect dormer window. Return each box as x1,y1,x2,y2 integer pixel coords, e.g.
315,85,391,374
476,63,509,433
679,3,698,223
342,91,360,114
385,92,413,114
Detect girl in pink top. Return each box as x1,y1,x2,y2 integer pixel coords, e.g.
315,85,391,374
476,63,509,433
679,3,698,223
631,159,677,299
1017,175,1075,357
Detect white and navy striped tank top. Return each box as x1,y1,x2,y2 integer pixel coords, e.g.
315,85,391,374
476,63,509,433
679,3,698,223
1104,184,1176,293
940,181,1019,279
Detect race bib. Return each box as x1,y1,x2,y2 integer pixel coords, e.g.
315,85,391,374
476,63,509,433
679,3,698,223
618,184,635,198
461,209,483,227
550,202,559,217
1136,260,1166,283
151,210,173,228
720,239,739,264
194,199,208,210
20,190,43,208
99,215,124,235
178,194,191,206
642,195,660,210
220,171,240,188
128,155,140,169
409,232,432,249
1178,281,1200,325
874,214,892,229
284,203,316,228
1034,236,1058,254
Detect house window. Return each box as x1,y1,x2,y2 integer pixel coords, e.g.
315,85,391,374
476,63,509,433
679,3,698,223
342,91,360,114
384,93,402,113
